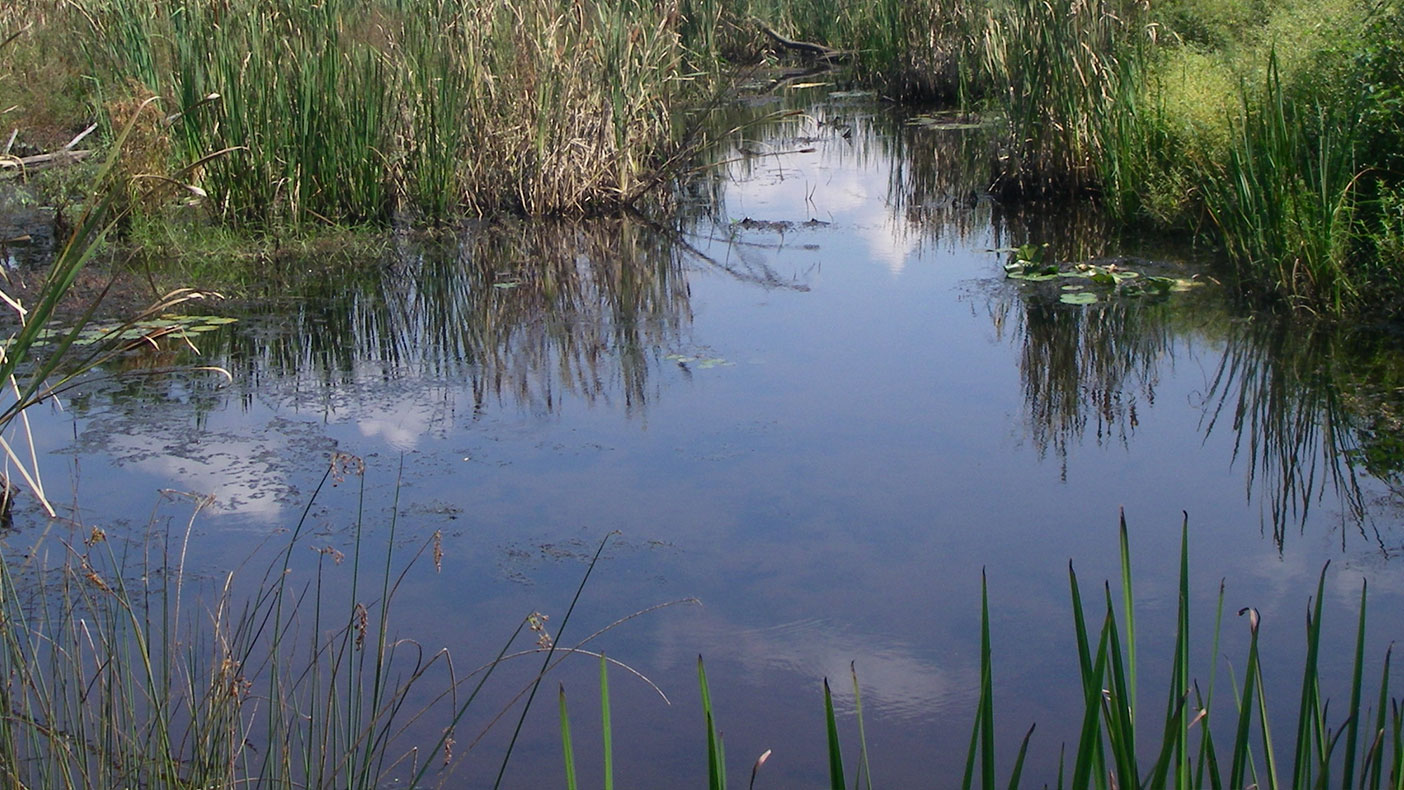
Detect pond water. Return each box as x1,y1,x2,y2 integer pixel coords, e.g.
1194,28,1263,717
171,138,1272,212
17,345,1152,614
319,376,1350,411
14,84,1404,786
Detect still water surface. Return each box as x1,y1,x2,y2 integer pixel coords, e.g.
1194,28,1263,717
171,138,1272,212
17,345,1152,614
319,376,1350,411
20,86,1404,786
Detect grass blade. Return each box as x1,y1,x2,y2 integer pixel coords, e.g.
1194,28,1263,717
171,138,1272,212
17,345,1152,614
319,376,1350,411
850,662,873,790
699,655,725,790
1291,564,1329,787
494,532,617,788
1229,608,1261,789
1342,580,1368,789
601,653,614,790
824,678,846,790
560,684,578,790
1007,723,1036,790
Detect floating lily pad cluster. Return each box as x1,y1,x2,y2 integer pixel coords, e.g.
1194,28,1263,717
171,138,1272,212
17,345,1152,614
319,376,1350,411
1001,244,1204,305
18,314,238,348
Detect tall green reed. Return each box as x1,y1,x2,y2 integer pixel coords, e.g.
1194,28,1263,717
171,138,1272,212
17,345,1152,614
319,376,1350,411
975,0,1153,196
958,511,1402,788
1202,53,1362,312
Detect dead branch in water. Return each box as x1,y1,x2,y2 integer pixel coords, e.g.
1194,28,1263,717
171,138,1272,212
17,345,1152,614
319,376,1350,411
754,20,853,63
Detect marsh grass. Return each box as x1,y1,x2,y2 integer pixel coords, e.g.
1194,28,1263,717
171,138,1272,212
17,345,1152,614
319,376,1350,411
762,0,1395,314
0,464,437,788
0,456,663,788
975,0,1153,197
75,0,697,224
0,0,88,153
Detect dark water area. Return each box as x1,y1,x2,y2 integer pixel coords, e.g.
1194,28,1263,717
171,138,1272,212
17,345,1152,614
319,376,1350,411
12,84,1404,786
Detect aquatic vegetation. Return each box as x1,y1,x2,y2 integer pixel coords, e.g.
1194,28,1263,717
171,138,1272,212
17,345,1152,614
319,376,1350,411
970,0,1402,314
1002,250,1205,303
754,0,1402,313
600,513,1401,787
763,513,1401,788
955,513,1404,788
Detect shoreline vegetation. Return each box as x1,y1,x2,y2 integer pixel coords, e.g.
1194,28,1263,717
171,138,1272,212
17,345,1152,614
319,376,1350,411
1,0,1402,313
2,3,1404,783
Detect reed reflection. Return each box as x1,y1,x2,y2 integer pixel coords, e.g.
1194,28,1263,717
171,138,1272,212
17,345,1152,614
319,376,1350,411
71,218,693,423
230,218,691,416
989,287,1170,478
987,211,1404,550
692,81,998,254
1199,317,1404,551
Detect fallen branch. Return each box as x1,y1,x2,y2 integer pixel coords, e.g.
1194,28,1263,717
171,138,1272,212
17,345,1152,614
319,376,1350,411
0,149,93,176
755,21,853,63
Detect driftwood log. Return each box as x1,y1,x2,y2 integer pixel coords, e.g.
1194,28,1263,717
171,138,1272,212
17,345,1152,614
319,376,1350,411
756,22,853,63
0,149,94,176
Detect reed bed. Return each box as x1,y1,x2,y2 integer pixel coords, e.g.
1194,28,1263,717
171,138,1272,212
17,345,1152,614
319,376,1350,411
962,0,1401,313
74,0,698,224
0,464,418,789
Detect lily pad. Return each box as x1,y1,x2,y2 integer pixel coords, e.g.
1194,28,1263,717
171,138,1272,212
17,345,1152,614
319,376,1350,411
1003,249,1209,305
12,313,240,349
665,353,732,369
1059,292,1100,305
909,118,984,131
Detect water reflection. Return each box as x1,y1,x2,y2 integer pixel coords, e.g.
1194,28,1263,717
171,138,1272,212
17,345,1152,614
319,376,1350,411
689,81,999,270
991,294,1170,477
1201,317,1404,551
23,83,1404,787
984,223,1404,550
217,218,693,417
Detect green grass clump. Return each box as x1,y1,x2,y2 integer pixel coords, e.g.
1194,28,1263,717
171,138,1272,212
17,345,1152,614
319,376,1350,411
664,511,1401,788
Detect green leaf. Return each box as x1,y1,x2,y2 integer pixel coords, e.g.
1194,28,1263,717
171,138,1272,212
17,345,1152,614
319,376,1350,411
1060,292,1099,305
825,678,846,790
